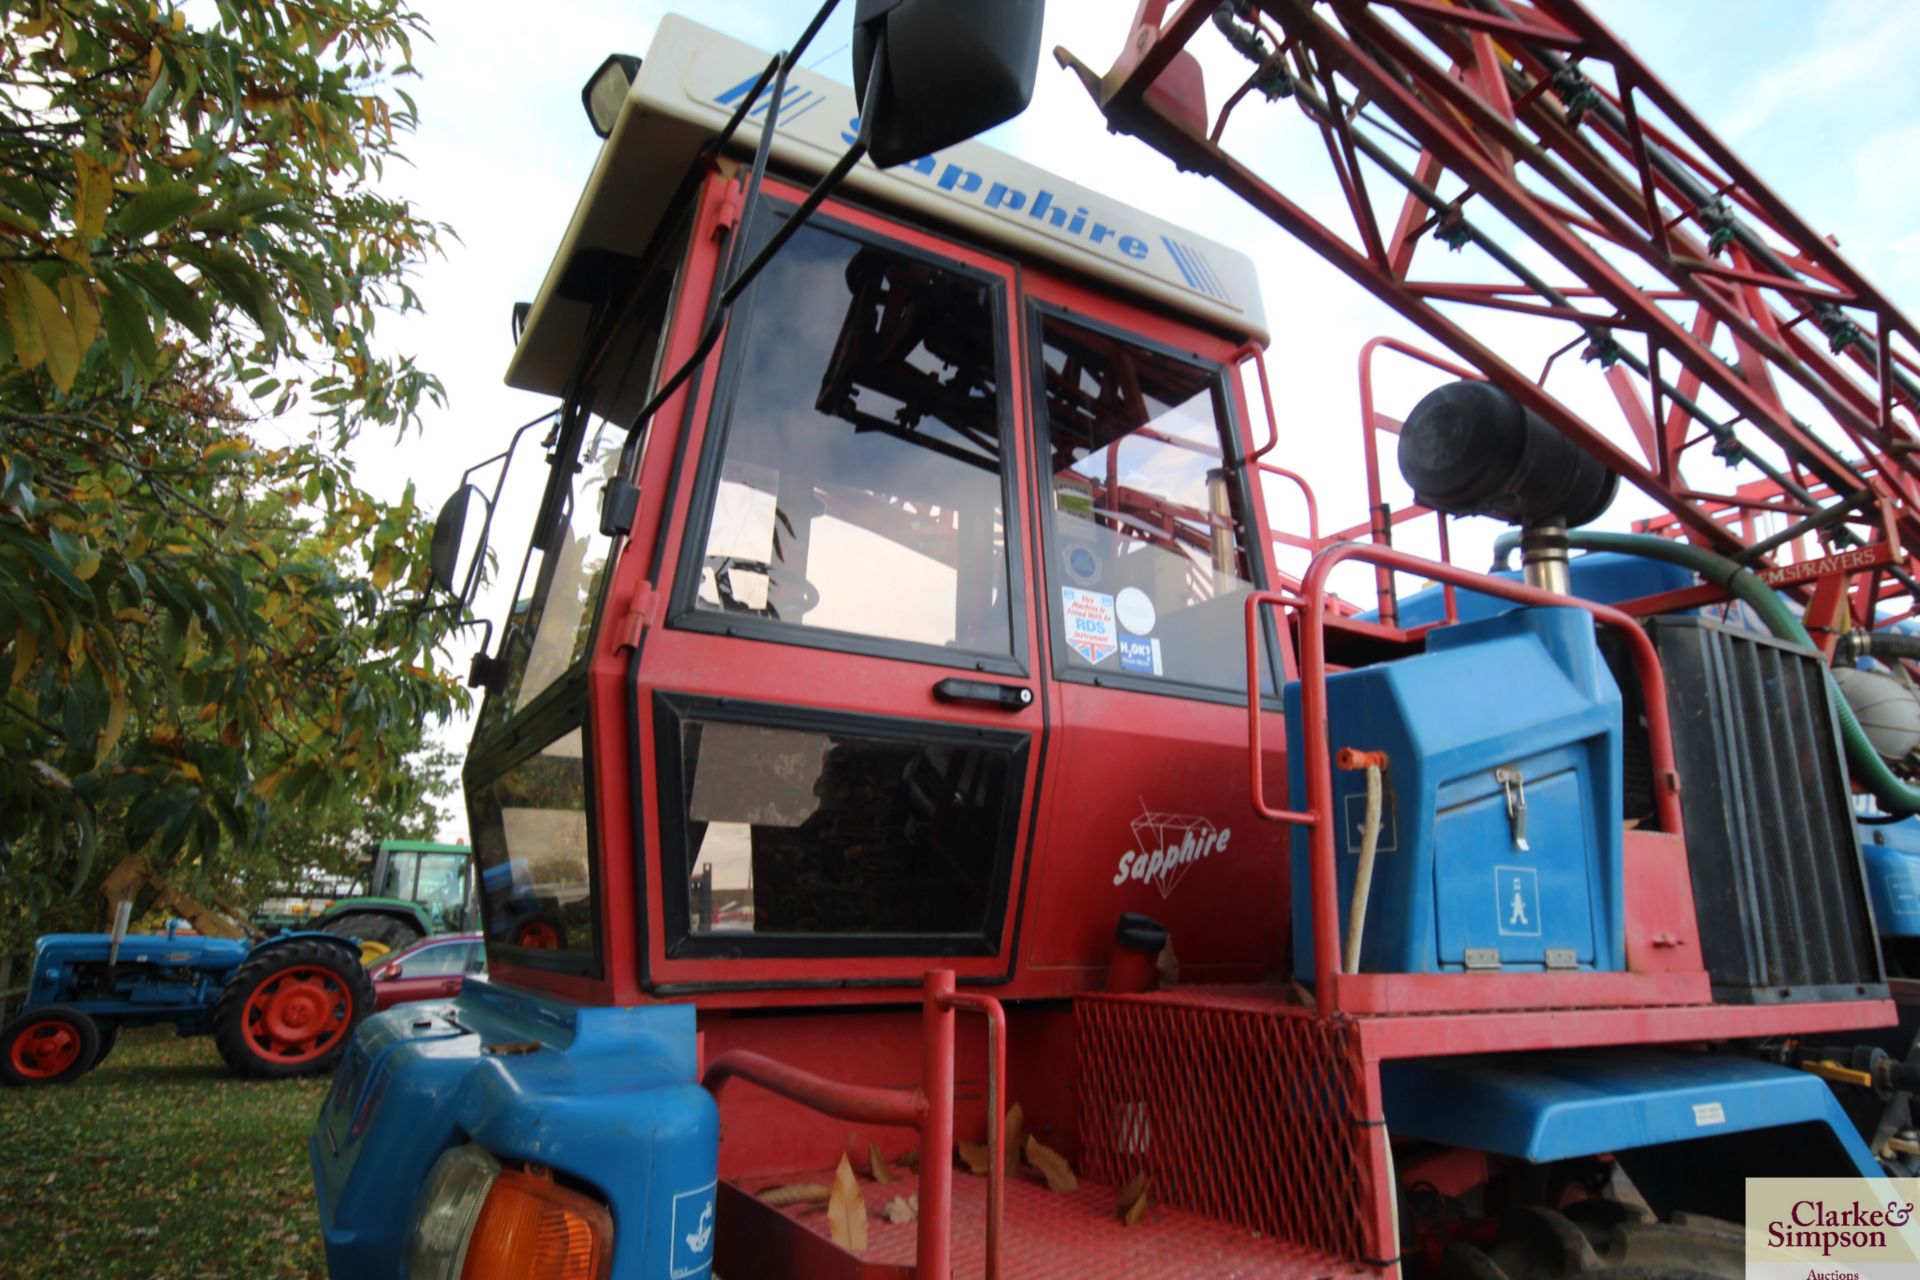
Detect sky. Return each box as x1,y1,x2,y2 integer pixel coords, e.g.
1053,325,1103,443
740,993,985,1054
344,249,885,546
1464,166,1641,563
339,1,1920,840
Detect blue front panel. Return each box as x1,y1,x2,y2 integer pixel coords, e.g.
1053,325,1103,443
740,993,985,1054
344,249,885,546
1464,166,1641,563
1287,606,1623,979
1861,817,1920,937
311,981,718,1280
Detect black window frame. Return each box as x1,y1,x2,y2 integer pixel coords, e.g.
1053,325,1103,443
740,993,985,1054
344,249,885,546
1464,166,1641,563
651,691,1031,961
1024,300,1284,708
665,198,1032,679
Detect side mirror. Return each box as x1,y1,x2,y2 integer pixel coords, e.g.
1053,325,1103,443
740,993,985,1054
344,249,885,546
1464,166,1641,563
852,0,1045,168
384,963,403,980
428,483,489,601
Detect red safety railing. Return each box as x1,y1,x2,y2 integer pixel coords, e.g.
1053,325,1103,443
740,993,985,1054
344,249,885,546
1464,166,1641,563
701,970,1007,1279
1244,542,1685,1015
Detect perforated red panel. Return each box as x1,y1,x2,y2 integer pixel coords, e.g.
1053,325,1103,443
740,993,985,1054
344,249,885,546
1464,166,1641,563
1076,988,1375,1266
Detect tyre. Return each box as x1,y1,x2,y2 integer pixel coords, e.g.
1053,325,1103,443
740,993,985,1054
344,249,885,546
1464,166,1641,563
508,913,566,950
1,1006,102,1086
320,911,423,966
84,1023,120,1074
1444,1204,1743,1280
212,939,376,1079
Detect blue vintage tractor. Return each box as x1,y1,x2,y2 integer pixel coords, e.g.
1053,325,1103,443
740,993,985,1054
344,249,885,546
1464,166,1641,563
1,921,374,1086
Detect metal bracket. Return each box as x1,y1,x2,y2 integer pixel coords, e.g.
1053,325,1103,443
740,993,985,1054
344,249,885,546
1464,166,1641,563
1495,765,1530,850
1464,947,1501,971
1544,948,1578,970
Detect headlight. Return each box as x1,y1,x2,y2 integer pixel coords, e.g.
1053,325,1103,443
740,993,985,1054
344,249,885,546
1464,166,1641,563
404,1143,614,1280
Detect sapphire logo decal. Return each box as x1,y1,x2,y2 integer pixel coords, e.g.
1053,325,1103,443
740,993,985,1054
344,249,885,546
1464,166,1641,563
1112,806,1233,899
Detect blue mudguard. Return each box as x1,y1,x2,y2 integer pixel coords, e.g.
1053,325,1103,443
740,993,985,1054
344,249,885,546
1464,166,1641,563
1382,1048,1879,1176
310,980,718,1280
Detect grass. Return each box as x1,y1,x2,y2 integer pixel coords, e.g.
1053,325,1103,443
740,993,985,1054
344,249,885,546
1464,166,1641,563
0,1026,329,1280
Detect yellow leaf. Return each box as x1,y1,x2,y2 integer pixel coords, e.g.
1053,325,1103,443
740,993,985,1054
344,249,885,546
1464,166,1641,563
370,547,398,591
20,271,78,391
9,625,36,688
0,267,46,370
253,768,289,800
58,275,100,360
72,149,110,242
98,684,129,757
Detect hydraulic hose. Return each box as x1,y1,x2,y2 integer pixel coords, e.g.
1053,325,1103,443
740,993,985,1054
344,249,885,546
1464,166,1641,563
1491,528,1920,815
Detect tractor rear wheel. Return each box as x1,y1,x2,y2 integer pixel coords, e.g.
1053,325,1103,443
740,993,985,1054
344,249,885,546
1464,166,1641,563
320,911,422,966
1,1006,102,1086
212,940,375,1079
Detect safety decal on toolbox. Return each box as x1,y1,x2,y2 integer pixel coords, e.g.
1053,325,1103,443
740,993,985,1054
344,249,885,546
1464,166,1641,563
670,1180,717,1278
1062,587,1118,664
1495,865,1541,938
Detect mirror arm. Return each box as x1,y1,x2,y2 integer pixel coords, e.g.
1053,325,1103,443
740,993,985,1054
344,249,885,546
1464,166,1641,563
615,25,880,461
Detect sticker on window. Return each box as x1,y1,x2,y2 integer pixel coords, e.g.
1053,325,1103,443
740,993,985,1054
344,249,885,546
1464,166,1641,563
1062,588,1118,664
1118,635,1162,676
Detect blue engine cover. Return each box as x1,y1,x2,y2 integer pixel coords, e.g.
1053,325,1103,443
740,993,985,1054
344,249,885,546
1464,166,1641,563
1861,816,1920,937
1286,606,1625,978
311,980,718,1280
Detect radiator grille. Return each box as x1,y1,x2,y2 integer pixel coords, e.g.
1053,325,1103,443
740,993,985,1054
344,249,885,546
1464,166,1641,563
1075,990,1372,1265
1646,616,1884,1002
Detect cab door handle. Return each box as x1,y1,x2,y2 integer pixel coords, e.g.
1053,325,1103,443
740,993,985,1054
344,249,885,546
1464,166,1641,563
932,678,1033,711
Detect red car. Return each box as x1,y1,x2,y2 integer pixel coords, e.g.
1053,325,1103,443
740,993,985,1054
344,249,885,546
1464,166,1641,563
367,933,485,1011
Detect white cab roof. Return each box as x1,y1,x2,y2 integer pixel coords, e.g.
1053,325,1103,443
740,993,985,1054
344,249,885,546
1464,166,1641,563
507,14,1268,401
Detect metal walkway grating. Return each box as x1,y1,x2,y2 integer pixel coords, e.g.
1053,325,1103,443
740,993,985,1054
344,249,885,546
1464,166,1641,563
1076,990,1374,1267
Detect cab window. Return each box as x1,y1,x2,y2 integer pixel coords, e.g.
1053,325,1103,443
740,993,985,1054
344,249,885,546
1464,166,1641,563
679,213,1017,665
470,726,596,964
1032,310,1260,693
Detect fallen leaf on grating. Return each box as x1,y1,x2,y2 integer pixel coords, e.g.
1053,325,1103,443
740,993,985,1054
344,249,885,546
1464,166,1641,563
1004,1103,1026,1177
883,1194,918,1224
1117,1171,1152,1226
1025,1135,1077,1192
868,1140,894,1184
760,1183,831,1208
956,1141,993,1176
896,1149,921,1170
828,1153,868,1252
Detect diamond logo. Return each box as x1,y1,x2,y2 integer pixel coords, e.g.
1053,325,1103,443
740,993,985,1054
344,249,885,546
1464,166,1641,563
1126,808,1227,900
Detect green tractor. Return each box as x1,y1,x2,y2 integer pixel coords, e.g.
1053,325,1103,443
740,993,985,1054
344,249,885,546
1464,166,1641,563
308,841,476,965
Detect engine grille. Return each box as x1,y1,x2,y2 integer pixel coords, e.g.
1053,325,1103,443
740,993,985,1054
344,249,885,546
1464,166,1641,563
1645,616,1884,1002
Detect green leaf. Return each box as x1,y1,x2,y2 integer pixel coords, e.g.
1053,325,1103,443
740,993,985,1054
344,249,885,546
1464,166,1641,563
179,245,283,347
110,182,204,240
97,268,158,378
120,258,213,342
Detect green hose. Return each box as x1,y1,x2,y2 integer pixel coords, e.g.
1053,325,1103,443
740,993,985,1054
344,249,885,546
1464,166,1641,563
1534,530,1920,816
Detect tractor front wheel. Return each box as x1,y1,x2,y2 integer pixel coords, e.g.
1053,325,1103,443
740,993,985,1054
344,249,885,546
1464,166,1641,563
1,1006,102,1086
212,940,375,1079
320,911,423,966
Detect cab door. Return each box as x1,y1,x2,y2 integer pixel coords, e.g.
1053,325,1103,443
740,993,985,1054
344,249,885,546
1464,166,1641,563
635,182,1046,993
1015,270,1292,988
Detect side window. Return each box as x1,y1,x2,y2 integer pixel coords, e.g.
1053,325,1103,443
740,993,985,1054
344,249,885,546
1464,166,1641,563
470,726,596,966
656,697,1029,956
1032,311,1261,693
482,225,684,732
682,215,1015,661
402,944,466,977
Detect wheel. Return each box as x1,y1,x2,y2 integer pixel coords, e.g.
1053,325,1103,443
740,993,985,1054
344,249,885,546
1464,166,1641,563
212,939,376,1079
1,1006,102,1086
83,1023,120,1075
1443,1204,1743,1280
320,911,423,966
508,913,566,950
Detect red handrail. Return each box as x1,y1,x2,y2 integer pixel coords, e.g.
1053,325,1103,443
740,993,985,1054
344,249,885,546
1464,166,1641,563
1244,542,1685,1015
702,970,1006,1279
